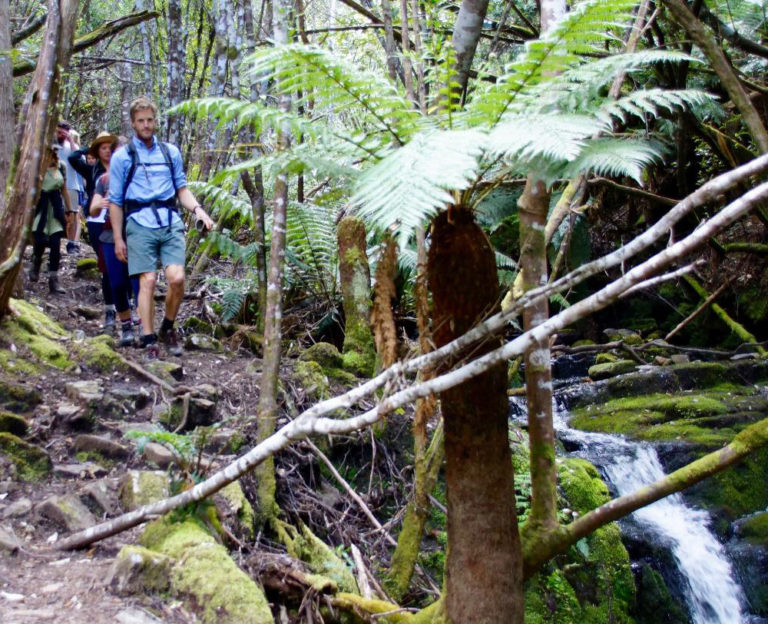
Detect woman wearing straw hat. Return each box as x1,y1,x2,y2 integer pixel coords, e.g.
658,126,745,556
69,131,119,331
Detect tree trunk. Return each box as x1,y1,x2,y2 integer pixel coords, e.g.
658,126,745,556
166,0,186,146
0,0,13,210
0,0,79,317
255,0,291,525
450,0,490,98
428,207,523,623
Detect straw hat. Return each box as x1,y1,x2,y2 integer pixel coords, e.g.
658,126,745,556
88,131,118,158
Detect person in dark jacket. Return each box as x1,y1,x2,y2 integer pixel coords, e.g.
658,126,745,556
30,146,74,294
69,132,118,330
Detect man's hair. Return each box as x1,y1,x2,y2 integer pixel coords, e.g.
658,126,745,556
129,97,158,121
57,120,71,130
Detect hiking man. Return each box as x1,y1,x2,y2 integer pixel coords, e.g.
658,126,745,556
108,97,213,356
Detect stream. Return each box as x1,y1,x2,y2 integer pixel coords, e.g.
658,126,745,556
511,384,749,624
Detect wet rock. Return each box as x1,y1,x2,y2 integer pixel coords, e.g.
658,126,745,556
36,494,98,532
73,434,131,460
119,470,170,511
0,411,28,436
106,383,151,412
588,359,638,381
0,433,52,481
670,354,690,365
184,334,224,352
79,478,120,516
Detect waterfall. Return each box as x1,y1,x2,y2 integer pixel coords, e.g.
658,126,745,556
513,392,747,624
602,442,744,624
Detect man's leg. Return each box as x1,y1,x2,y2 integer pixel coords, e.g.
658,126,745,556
158,264,185,356
138,271,157,340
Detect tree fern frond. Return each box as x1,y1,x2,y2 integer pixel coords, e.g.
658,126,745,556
187,181,253,223
486,114,609,164
597,89,718,126
244,44,421,146
465,0,641,124
283,201,338,298
169,97,314,138
352,129,486,248
563,138,661,183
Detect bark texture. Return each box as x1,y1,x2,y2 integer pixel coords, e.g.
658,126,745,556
428,208,523,623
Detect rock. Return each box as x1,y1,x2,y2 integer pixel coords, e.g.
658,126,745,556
65,379,104,403
119,471,170,511
112,421,163,437
0,380,42,413
0,410,28,436
144,360,184,383
293,360,330,401
36,494,98,532
2,497,32,519
106,383,151,412
588,360,638,381
115,607,167,624
0,433,52,481
184,334,224,352
79,478,120,516
670,354,690,364
158,388,219,432
142,442,174,468
300,342,344,368
73,434,131,460
75,257,100,279
214,481,255,540
55,402,93,430
0,524,21,552
108,545,173,596
74,305,101,320
53,462,108,478
205,428,246,455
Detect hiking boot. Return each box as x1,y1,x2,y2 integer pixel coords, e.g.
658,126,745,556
28,263,40,283
159,326,183,357
119,324,135,347
104,308,116,332
48,272,65,294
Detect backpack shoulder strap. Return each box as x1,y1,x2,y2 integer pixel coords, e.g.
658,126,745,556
157,142,178,193
124,141,139,198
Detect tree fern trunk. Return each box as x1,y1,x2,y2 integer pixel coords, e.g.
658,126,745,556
428,208,523,623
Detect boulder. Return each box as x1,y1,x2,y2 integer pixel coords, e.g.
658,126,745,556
0,433,52,481
73,434,131,460
119,471,170,511
36,494,98,532
108,545,173,596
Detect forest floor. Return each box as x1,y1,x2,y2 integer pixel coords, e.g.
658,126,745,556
0,244,266,623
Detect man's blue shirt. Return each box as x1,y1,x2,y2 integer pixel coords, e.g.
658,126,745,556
109,135,187,229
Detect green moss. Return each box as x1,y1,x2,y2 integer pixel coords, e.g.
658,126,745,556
342,320,376,377
0,380,42,413
293,360,330,401
739,512,768,546
75,451,114,467
525,570,582,624
594,352,619,364
75,257,100,279
0,411,28,436
0,348,41,377
141,517,272,623
0,432,52,481
1,299,73,370
112,545,173,593
121,471,171,511
219,481,255,539
300,342,343,368
73,334,126,372
588,360,638,380
632,564,688,624
182,316,214,334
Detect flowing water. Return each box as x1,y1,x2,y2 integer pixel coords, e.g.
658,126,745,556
512,390,746,623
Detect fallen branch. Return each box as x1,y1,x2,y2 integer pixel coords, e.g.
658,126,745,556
55,176,768,551
665,281,728,341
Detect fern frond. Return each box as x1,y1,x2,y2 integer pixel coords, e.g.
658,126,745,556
187,181,253,223
352,129,486,248
284,201,338,297
244,45,422,146
563,138,661,183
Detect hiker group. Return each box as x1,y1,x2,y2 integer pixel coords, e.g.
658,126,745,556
30,97,214,358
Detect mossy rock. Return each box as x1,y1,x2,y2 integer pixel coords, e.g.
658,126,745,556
216,481,255,540
293,360,330,401
341,320,376,378
0,432,52,481
588,360,638,380
594,352,619,365
0,380,41,413
141,516,273,624
75,257,100,279
3,300,73,370
109,545,173,595
738,512,768,546
300,342,344,369
631,564,689,624
182,316,214,335
0,411,29,436
73,334,126,372
119,470,170,511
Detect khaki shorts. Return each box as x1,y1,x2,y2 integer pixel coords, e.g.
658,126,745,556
126,219,186,276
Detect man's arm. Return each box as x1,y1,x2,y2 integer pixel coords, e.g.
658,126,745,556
177,186,214,231
67,147,90,179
